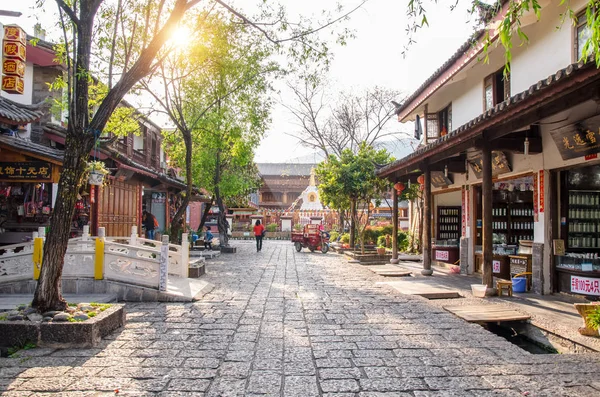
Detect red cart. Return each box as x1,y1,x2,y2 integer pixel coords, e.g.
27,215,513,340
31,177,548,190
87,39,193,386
291,224,330,253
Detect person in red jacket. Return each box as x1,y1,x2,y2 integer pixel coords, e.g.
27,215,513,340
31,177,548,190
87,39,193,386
253,219,265,252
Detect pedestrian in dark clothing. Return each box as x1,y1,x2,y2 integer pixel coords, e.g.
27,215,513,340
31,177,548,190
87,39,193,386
204,226,214,250
143,210,157,240
253,219,265,252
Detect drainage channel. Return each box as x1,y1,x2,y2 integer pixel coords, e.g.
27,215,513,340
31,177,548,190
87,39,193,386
484,322,558,354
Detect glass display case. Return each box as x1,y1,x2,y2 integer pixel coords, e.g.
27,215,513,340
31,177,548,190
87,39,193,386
567,190,600,250
437,206,461,240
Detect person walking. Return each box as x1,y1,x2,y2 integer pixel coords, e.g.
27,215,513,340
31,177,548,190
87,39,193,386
143,210,157,240
204,226,214,250
253,219,265,252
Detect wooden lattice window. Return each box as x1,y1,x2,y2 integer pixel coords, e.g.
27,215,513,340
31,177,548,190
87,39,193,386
484,67,510,111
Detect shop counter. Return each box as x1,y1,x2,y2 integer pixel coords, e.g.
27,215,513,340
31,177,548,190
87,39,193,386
555,255,600,297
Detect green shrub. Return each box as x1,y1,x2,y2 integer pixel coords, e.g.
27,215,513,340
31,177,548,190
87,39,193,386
376,235,387,248
266,223,278,232
294,223,303,231
340,233,350,244
588,306,600,330
398,231,409,252
329,231,340,242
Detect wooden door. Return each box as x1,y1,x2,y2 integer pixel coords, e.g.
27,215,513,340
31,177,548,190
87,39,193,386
98,179,140,237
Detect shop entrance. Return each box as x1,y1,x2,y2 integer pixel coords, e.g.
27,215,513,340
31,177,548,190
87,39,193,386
474,175,535,284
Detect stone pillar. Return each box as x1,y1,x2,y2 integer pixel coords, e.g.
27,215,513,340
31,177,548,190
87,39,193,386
481,140,494,292
130,225,138,246
159,235,169,291
532,242,544,294
82,225,90,241
391,186,399,264
226,215,233,236
422,166,433,276
460,237,469,274
181,233,190,278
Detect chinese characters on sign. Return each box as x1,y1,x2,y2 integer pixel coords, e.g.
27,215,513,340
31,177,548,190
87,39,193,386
0,162,52,181
435,250,449,261
2,25,26,95
550,115,600,160
468,151,511,179
571,275,600,296
539,170,544,213
492,260,501,273
431,171,453,188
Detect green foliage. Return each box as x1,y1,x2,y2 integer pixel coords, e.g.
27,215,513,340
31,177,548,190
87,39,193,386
329,230,340,242
294,223,303,231
266,223,278,232
88,311,97,318
397,231,410,252
587,306,600,330
340,233,350,244
376,235,387,248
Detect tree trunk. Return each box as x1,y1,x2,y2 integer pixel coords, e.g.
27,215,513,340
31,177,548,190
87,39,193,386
214,150,229,247
169,129,193,243
350,199,356,249
198,197,214,231
32,131,93,313
338,210,344,233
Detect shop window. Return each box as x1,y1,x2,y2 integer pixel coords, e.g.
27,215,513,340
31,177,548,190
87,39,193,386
484,67,510,111
575,11,594,61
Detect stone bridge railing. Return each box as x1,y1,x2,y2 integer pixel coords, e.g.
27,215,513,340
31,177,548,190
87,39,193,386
0,225,190,292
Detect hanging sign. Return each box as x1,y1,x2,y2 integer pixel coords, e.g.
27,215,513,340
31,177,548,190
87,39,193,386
2,25,26,95
431,171,453,188
0,161,52,180
468,151,511,179
550,115,600,160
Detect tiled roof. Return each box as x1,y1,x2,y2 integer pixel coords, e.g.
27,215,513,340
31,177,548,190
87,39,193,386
394,30,484,117
0,96,45,124
0,134,63,162
379,58,599,177
257,163,315,176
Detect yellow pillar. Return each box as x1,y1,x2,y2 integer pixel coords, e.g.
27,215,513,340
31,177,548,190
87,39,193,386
33,237,43,280
95,227,105,280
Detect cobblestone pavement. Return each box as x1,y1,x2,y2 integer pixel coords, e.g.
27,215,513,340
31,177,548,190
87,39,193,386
2,241,600,397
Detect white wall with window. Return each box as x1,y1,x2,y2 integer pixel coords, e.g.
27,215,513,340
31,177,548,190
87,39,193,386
510,0,587,93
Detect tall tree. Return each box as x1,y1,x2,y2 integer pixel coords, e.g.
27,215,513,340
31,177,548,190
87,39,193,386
316,143,392,250
32,0,366,312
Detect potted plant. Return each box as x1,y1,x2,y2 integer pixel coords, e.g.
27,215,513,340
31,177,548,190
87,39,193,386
586,305,600,337
86,160,109,186
376,235,387,255
574,302,600,336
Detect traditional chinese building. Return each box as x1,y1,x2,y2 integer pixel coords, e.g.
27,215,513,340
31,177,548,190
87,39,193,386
378,0,600,298
257,163,316,210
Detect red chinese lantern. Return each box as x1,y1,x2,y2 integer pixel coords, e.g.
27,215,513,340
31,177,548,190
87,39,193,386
394,182,405,193
417,174,425,185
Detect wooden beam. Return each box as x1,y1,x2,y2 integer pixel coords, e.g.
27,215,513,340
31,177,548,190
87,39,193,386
430,154,468,173
422,162,433,276
481,138,494,290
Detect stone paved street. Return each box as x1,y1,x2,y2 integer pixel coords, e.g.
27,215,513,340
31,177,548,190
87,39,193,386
2,241,600,396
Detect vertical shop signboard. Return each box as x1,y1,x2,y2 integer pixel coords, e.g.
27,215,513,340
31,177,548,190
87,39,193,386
2,25,26,95
461,188,466,237
533,172,538,222
538,170,544,213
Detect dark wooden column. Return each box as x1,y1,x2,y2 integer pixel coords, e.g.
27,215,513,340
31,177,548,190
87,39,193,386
422,165,433,276
482,140,494,289
391,186,399,264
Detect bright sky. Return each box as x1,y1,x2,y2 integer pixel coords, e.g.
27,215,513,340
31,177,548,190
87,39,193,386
5,0,481,163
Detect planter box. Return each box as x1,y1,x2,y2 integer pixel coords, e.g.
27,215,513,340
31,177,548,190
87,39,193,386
574,303,600,336
0,304,125,349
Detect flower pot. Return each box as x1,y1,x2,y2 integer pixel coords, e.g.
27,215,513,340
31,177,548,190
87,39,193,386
376,247,386,255
574,303,600,336
88,170,105,186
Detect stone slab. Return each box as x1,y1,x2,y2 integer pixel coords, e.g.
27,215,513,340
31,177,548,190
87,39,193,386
162,276,213,301
379,280,462,299
367,265,412,277
444,304,531,323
